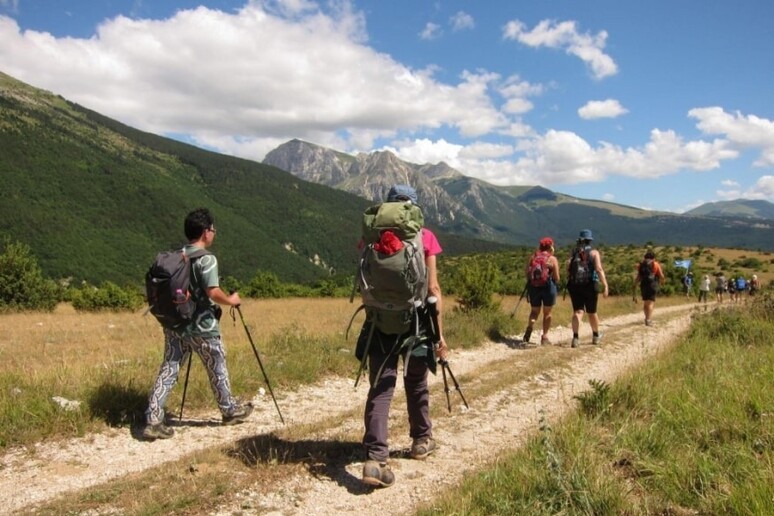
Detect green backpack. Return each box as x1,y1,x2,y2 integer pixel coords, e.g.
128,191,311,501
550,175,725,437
352,201,428,335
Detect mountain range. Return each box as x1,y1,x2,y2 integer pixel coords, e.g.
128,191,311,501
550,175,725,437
263,139,774,249
1,71,772,286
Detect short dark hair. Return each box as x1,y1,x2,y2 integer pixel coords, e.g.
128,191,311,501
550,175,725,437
184,208,214,240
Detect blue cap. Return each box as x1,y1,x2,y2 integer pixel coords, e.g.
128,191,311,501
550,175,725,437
386,184,418,204
578,229,594,241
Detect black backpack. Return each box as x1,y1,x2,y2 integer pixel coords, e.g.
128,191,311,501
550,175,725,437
639,259,658,290
145,248,210,330
568,245,594,285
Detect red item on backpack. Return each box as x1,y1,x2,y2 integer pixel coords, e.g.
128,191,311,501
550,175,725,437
373,230,404,255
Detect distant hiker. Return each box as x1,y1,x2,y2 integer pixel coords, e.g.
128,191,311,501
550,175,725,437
682,271,694,297
749,274,760,296
698,274,711,304
143,208,252,441
715,273,727,303
522,237,560,346
634,250,665,326
734,276,748,303
354,185,448,488
566,229,608,347
727,276,737,302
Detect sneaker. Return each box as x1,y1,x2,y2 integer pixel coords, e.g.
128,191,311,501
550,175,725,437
362,460,395,487
410,437,437,460
645,319,652,327
522,326,532,343
540,336,551,346
142,423,175,440
222,403,254,425
571,337,579,348
592,334,602,345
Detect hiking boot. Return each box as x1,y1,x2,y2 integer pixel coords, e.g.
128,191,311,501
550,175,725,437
222,403,254,425
410,437,437,460
522,326,532,343
540,335,551,346
362,460,395,487
592,334,602,345
571,337,579,348
142,423,175,440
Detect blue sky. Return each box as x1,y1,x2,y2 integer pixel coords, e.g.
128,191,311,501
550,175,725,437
1,0,773,213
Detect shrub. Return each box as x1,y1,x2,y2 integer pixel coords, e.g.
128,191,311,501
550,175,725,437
0,239,61,311
71,281,144,312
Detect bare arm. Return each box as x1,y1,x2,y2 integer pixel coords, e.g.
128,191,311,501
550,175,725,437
593,250,609,297
426,254,448,360
206,286,241,307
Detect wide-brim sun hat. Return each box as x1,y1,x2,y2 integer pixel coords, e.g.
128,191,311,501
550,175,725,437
578,229,593,240
386,184,418,204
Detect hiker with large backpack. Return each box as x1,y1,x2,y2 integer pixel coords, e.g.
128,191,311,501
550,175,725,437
522,237,561,346
352,185,448,489
634,249,665,326
142,208,252,440
566,229,608,348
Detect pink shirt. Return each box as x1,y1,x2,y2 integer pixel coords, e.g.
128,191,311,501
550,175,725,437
421,228,442,257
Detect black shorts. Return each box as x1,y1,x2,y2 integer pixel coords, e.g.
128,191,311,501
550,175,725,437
568,283,598,314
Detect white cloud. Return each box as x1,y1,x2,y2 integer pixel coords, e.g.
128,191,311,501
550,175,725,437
0,4,509,161
420,22,441,40
689,107,774,166
578,99,628,119
721,179,740,188
502,19,618,79
449,11,474,31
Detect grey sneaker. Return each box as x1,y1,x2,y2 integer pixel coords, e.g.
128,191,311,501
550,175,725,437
571,337,579,348
410,437,437,460
540,335,551,346
645,319,652,327
362,460,395,487
222,403,254,425
142,423,175,440
592,334,602,345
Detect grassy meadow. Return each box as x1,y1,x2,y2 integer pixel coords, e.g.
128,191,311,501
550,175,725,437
0,291,700,449
418,294,774,515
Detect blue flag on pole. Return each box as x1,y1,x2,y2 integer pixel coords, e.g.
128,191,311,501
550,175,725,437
674,259,692,269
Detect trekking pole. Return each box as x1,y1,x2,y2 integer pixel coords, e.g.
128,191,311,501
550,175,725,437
510,282,529,318
427,296,469,412
179,351,192,422
233,304,285,424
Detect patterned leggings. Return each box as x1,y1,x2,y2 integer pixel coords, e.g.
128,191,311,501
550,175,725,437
145,329,238,425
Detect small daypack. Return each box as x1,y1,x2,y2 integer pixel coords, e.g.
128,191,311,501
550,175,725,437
353,201,428,336
527,251,551,287
145,247,210,330
639,260,658,290
568,245,594,285
735,277,747,290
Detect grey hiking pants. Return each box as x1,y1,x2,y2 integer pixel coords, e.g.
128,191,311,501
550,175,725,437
145,328,239,425
363,330,432,463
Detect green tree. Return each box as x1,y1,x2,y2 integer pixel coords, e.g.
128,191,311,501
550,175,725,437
455,259,501,311
0,239,60,311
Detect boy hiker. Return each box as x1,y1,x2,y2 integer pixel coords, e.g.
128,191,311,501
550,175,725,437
522,237,560,346
143,208,252,440
634,250,665,326
566,229,608,348
354,185,448,488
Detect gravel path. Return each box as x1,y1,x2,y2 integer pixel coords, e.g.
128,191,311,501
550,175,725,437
1,304,699,514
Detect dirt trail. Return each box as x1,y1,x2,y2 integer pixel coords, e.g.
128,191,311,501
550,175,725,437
1,304,700,514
